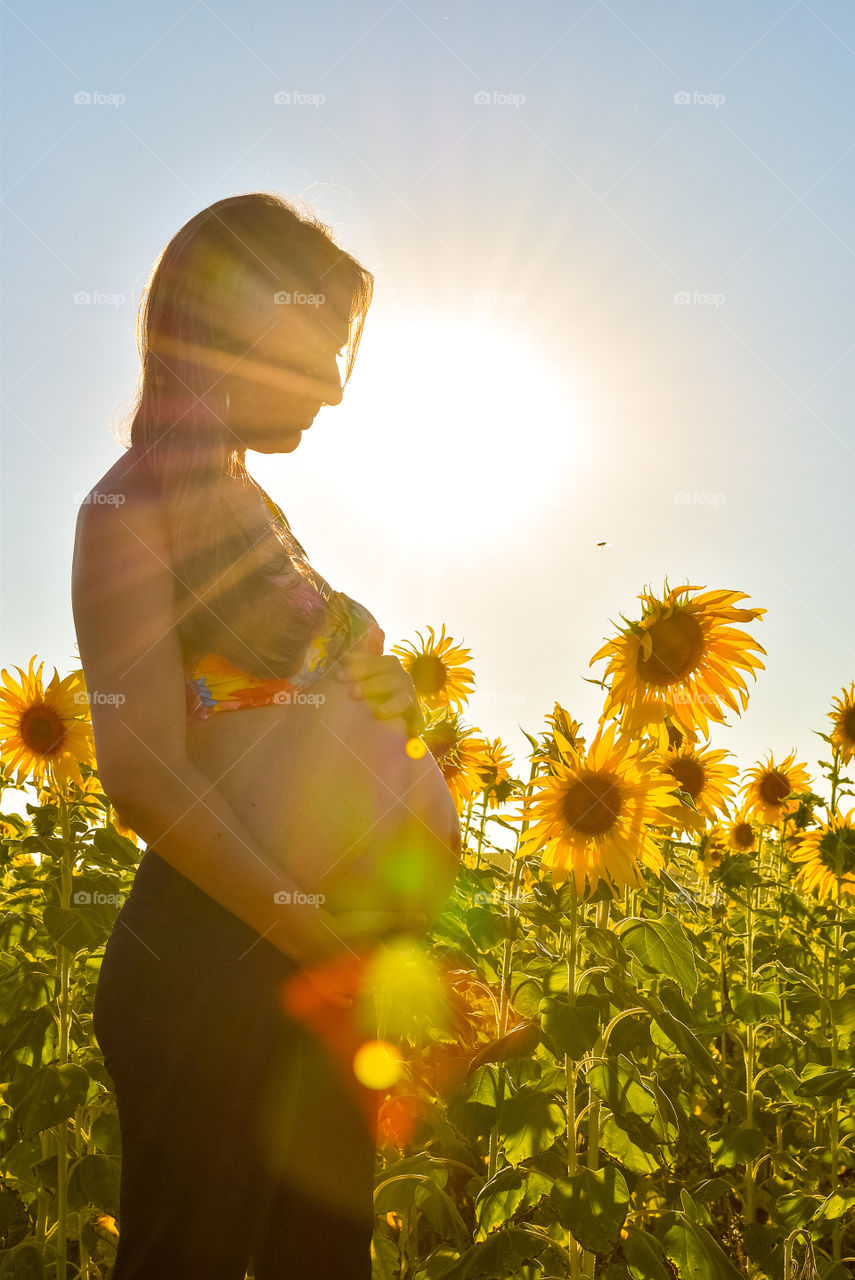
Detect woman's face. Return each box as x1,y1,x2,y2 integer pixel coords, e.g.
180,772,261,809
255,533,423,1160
217,300,349,454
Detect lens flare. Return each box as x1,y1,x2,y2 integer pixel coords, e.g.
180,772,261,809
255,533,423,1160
353,1039,404,1090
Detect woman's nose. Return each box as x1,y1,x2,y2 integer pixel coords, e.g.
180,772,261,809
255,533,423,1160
320,366,343,407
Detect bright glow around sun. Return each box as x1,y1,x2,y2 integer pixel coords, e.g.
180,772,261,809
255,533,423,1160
311,310,585,553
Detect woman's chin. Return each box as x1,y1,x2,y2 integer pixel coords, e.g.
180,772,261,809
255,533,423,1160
244,427,304,454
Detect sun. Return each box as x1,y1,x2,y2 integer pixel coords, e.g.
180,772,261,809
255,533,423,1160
280,309,584,554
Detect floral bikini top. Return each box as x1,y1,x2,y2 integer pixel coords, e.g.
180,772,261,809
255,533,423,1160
184,495,385,722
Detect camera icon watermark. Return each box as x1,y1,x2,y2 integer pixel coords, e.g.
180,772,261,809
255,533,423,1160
272,90,326,107
473,90,526,108
673,291,726,308
272,290,325,308
273,889,326,906
674,490,726,506
670,690,718,706
272,689,325,706
74,489,127,506
73,290,126,307
475,689,527,707
473,290,526,308
73,90,126,107
73,888,123,906
673,90,725,108
472,889,509,906
73,690,126,707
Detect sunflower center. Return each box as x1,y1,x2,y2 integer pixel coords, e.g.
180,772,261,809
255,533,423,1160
732,822,755,850
561,772,623,837
425,722,457,759
637,610,705,687
759,770,791,808
410,653,447,697
20,704,66,755
841,706,855,745
818,828,855,877
668,756,706,801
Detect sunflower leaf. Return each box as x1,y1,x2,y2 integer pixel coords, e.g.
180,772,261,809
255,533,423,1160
655,1210,743,1280
708,1124,766,1170
616,913,699,996
550,1166,630,1252
498,1088,566,1167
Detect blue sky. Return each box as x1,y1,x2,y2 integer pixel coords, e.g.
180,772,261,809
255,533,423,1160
2,1,854,814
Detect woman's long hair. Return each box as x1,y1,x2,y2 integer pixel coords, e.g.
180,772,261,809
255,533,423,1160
118,192,373,680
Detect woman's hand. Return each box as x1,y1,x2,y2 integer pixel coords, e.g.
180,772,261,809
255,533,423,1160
329,907,428,944
335,653,425,736
295,906,428,1009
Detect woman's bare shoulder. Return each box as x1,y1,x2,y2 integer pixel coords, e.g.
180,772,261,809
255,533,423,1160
80,446,160,513
73,447,170,592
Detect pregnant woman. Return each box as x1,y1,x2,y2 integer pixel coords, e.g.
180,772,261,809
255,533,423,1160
71,192,462,1279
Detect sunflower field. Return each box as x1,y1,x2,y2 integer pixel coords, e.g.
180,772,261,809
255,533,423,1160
1,579,853,1280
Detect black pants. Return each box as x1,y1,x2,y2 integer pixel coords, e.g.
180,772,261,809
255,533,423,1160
93,849,380,1279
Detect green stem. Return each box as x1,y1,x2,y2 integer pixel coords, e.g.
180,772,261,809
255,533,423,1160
55,795,74,1280
566,873,580,1280
462,796,474,852
76,1106,91,1279
829,873,843,1263
829,744,841,814
773,819,786,931
36,1132,49,1245
473,789,489,872
719,929,729,1073
485,762,537,1184
743,882,756,1226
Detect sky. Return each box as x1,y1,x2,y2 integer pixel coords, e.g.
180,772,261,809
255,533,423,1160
2,1,854,820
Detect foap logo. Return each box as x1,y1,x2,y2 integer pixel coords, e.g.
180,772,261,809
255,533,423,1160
272,689,325,707
674,490,726,507
473,90,526,108
673,90,725,108
73,90,126,107
74,489,126,506
473,290,526,308
73,290,126,307
272,90,325,107
673,291,726,308
73,690,126,707
73,888,123,906
472,890,509,906
272,290,325,308
273,890,326,906
670,690,718,707
475,689,527,707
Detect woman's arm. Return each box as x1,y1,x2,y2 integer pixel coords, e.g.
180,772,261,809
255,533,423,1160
71,481,422,989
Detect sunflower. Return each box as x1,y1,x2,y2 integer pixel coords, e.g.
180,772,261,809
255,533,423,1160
422,711,492,813
514,721,676,900
530,702,586,774
655,741,739,834
468,735,516,809
66,773,140,844
828,682,855,765
723,806,761,855
739,750,813,828
696,823,727,878
390,624,475,715
788,808,855,902
589,581,766,746
0,657,95,791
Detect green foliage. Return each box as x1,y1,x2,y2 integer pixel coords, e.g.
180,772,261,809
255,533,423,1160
551,1165,630,1251
2,720,854,1279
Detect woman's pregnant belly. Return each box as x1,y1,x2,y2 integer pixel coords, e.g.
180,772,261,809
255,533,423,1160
185,668,462,927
